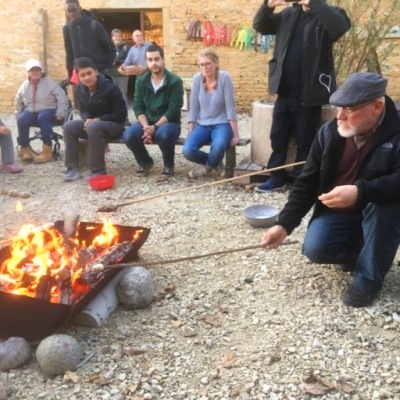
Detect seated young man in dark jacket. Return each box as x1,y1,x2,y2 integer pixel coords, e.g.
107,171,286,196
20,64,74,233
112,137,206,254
261,72,400,308
63,57,127,182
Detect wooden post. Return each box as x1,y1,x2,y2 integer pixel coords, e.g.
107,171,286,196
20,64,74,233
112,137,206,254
225,147,236,178
39,9,48,72
78,139,89,170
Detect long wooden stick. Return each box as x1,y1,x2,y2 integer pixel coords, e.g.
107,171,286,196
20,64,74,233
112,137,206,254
97,161,305,212
102,240,299,269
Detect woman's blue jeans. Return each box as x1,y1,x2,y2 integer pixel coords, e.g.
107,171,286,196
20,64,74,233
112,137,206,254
182,123,233,168
123,122,181,168
17,109,56,147
303,204,400,295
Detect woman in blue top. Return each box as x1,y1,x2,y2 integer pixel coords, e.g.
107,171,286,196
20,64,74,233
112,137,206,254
183,49,239,178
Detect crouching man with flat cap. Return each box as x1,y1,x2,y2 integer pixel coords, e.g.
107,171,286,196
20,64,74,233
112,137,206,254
261,72,400,308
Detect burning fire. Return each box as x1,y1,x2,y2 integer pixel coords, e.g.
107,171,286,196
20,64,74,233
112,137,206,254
16,201,23,213
0,218,137,304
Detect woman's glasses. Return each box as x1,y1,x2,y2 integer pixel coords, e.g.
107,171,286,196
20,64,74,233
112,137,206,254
198,62,213,68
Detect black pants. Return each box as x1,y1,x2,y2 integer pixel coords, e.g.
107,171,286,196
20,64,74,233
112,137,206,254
267,94,322,184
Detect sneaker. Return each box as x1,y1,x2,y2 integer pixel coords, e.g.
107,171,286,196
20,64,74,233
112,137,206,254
188,165,211,178
215,161,225,178
393,311,400,323
255,179,286,193
64,168,81,182
136,161,154,174
342,284,377,308
86,170,107,181
1,164,23,173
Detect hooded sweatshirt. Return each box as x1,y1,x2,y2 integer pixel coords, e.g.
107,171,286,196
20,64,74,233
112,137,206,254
63,9,116,77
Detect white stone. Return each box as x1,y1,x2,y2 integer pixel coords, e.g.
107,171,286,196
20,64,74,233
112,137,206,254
36,334,81,376
116,267,155,309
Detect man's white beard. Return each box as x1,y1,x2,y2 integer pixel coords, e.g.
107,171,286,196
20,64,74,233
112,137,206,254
338,125,356,138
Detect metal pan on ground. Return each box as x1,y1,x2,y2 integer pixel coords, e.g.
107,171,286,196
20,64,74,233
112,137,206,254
243,204,279,228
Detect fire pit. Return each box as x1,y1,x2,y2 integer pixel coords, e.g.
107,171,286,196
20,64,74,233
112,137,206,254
0,219,150,341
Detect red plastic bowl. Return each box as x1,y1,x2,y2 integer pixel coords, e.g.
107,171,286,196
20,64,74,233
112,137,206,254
88,174,115,191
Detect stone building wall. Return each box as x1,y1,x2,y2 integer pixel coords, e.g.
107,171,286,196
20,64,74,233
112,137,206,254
1,0,400,113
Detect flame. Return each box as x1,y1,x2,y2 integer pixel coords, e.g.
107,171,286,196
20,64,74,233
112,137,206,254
0,219,137,304
16,201,23,213
92,218,119,247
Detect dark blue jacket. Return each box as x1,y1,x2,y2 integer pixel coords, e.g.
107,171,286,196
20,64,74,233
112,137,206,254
253,0,350,106
277,96,400,234
77,74,127,123
63,10,116,77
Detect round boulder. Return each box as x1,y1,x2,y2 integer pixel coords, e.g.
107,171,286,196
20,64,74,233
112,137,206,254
116,266,154,309
36,334,81,376
0,337,31,371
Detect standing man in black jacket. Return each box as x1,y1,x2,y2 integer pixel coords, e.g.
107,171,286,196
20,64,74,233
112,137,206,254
253,0,350,192
63,57,127,182
63,0,115,79
261,72,400,308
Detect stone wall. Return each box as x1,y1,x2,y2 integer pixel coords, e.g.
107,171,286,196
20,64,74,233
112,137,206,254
1,0,400,113
0,0,273,114
0,2,67,112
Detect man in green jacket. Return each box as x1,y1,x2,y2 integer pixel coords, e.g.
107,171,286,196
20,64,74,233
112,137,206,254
122,44,183,176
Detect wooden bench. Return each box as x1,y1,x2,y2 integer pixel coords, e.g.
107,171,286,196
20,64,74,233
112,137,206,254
79,137,250,178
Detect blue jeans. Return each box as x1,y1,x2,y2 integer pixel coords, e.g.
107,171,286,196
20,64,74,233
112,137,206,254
17,109,56,147
267,94,321,184
123,122,181,168
182,123,233,168
303,204,400,295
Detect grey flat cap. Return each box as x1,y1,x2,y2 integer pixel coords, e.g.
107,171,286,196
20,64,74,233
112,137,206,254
329,72,387,107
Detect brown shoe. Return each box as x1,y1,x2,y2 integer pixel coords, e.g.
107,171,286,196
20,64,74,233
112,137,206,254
34,144,53,163
20,147,34,163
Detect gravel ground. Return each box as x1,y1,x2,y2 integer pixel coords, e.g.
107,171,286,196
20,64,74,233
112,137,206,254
1,111,400,400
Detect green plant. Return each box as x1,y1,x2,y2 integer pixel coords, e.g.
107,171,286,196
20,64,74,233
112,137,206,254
332,0,400,83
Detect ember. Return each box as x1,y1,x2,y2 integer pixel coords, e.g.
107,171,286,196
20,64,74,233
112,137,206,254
0,219,142,305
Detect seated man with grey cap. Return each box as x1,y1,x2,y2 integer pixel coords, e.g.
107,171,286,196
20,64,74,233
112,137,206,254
260,71,400,308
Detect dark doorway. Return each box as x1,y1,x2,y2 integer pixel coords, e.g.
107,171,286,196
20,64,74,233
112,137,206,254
91,10,163,47
91,10,141,46
91,9,163,104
